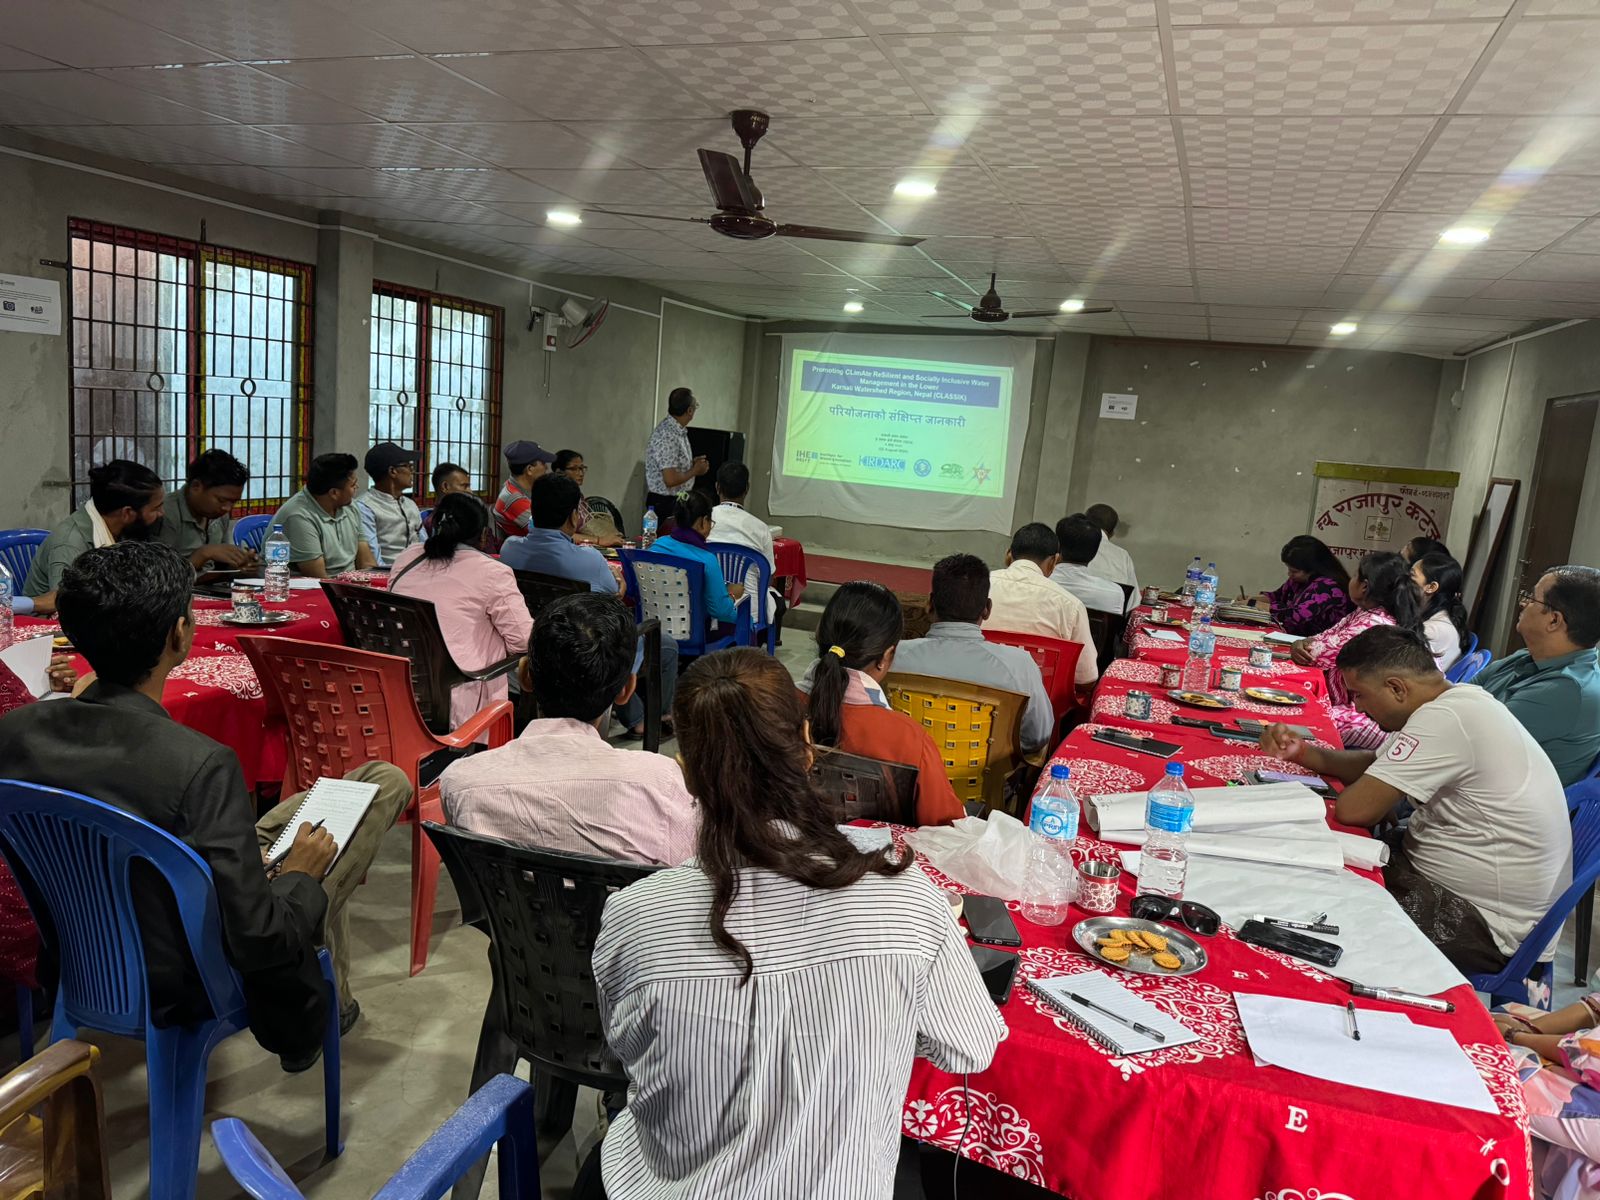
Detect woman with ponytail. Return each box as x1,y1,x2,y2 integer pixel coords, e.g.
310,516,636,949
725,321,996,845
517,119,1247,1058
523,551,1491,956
798,581,963,825
1412,552,1471,673
591,648,1002,1199
648,489,744,632
389,491,530,729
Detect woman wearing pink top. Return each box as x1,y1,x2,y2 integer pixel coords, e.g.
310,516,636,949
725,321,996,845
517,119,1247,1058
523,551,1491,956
389,492,531,730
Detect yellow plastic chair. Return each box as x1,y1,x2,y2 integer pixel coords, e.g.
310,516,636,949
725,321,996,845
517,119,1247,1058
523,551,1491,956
883,673,1037,816
0,1040,110,1200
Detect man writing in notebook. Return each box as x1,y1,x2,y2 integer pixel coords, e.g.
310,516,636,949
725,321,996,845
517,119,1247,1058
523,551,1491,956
0,542,411,1072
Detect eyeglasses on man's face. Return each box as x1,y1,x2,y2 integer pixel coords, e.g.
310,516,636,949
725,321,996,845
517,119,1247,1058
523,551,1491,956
1518,590,1553,612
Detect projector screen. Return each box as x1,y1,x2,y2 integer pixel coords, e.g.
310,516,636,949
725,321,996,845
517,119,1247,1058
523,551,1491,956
768,332,1036,535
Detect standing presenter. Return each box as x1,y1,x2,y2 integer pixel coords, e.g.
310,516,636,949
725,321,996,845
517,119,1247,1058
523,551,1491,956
644,386,708,534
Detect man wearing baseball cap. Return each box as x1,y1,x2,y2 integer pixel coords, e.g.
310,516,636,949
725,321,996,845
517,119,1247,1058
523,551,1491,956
356,442,422,565
492,439,556,541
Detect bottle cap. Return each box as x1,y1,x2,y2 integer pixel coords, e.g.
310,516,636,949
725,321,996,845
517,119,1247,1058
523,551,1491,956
1165,762,1184,776
1049,764,1070,781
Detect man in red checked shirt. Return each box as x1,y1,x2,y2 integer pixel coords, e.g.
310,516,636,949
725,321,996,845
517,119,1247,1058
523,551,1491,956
491,439,556,542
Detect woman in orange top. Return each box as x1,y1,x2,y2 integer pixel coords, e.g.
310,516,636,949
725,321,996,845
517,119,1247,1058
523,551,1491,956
798,581,964,826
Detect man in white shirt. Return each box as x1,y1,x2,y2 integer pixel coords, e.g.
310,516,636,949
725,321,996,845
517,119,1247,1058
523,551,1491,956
1051,513,1134,615
1260,625,1571,974
983,522,1098,687
1085,502,1139,595
710,461,785,642
355,442,422,565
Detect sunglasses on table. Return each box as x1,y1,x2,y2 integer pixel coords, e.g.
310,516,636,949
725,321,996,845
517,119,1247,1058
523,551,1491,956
1129,895,1221,936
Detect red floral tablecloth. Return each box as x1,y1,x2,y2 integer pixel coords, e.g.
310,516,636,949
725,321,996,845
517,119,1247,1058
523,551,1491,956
893,720,1532,1199
1090,671,1342,747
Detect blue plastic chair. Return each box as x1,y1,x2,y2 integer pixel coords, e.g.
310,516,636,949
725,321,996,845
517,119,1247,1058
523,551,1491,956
617,547,753,658
1447,647,1492,684
707,541,776,654
233,514,271,551
0,781,342,1200
213,1073,541,1200
1471,777,1600,1007
0,529,48,587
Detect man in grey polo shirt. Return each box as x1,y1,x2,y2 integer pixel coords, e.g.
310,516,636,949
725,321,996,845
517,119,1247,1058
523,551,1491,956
355,442,422,566
269,453,376,578
155,449,257,572
23,459,166,605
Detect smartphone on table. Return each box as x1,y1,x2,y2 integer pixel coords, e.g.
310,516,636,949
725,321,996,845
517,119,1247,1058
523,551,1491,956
963,894,1022,947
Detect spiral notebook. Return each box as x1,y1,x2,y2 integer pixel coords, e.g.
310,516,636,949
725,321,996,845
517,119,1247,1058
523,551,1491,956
265,777,381,867
1026,970,1199,1056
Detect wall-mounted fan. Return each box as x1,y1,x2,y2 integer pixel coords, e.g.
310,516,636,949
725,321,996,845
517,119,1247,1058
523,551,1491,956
534,295,610,352
587,109,924,248
924,274,1114,323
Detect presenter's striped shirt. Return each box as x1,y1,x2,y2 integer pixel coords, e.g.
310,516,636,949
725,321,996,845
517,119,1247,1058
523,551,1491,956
593,858,1004,1200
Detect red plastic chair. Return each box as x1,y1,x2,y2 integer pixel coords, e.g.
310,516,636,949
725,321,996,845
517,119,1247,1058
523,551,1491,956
981,629,1084,724
237,636,515,977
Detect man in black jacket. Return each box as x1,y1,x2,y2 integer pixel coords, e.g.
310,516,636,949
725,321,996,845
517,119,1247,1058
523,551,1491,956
0,541,410,1070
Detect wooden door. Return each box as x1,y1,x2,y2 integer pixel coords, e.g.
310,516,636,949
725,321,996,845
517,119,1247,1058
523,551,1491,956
1514,393,1599,646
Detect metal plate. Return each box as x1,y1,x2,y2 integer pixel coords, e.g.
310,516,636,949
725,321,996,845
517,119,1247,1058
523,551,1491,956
1244,686,1310,706
1073,916,1208,978
220,612,294,626
1167,689,1233,710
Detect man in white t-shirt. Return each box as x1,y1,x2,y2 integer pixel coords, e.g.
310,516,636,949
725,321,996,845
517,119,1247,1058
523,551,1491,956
709,461,784,642
1260,624,1571,974
983,521,1098,687
1085,503,1138,595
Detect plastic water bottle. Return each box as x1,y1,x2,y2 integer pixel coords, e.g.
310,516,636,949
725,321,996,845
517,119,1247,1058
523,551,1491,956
1020,765,1080,926
263,524,291,603
0,562,13,650
1194,562,1219,619
1141,762,1194,900
1181,615,1216,690
641,506,659,548
1181,556,1203,601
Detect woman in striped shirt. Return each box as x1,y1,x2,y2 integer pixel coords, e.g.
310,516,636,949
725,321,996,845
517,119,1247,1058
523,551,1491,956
591,649,1002,1200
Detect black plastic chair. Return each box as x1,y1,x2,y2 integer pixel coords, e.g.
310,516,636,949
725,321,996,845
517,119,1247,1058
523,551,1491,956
423,823,656,1200
584,495,625,536
510,568,588,619
1086,610,1127,673
812,748,920,826
319,581,522,736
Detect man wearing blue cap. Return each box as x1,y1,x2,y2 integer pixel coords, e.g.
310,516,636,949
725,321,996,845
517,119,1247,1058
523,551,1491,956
492,439,556,542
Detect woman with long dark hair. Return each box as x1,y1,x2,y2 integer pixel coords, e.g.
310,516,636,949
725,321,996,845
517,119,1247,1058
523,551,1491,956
1257,535,1353,635
591,649,1002,1200
388,491,530,728
799,580,963,825
1291,551,1424,748
648,489,744,630
1412,552,1470,672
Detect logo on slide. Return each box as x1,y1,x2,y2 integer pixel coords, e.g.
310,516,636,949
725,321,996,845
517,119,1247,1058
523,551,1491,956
914,458,932,477
940,463,964,479
972,463,991,485
792,449,818,463
859,455,906,472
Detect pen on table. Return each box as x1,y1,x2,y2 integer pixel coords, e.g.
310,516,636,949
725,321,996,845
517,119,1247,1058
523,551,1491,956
1253,914,1341,936
265,819,326,873
1067,991,1167,1043
1345,1001,1361,1041
1346,982,1456,1013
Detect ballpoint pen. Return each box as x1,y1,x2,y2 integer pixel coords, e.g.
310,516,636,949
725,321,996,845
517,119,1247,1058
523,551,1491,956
1345,1001,1361,1041
1067,991,1167,1043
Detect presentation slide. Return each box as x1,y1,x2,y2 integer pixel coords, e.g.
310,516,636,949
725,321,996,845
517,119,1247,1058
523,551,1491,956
769,332,1036,534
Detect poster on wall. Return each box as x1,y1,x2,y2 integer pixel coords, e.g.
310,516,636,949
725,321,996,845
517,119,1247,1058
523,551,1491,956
1310,462,1461,568
0,274,61,335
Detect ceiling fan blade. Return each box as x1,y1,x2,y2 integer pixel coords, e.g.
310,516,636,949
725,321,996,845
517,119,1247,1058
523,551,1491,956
698,148,760,212
926,290,977,313
772,224,924,246
918,314,981,318
583,208,711,226
1006,309,1067,319
1054,305,1116,316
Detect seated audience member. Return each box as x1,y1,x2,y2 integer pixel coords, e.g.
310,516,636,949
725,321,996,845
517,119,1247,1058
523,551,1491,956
710,461,786,640
1258,535,1355,636
22,459,165,605
501,473,677,737
1477,565,1600,786
1290,551,1423,750
650,490,745,628
155,449,256,572
1261,625,1569,974
0,542,410,1070
491,439,556,541
984,522,1098,688
356,442,422,565
441,592,696,865
1412,553,1470,674
593,647,1002,1200
388,493,530,731
1494,999,1600,1195
1084,502,1139,595
797,582,963,826
422,461,471,538
897,554,1056,753
1051,513,1133,615
270,453,376,579
553,449,622,547
1402,535,1450,565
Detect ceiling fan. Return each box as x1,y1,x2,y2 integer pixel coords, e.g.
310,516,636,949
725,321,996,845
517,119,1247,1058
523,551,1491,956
584,109,924,247
924,274,1114,323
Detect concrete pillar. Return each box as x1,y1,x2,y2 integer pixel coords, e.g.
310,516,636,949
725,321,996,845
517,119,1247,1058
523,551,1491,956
312,224,374,459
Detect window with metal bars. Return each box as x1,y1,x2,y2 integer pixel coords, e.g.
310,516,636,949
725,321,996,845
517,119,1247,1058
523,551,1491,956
369,283,504,493
66,218,313,510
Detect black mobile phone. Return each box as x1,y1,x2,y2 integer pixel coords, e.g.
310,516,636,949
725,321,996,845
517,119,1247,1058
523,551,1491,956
1237,918,1343,968
1091,729,1182,758
963,895,1022,948
1249,769,1335,796
968,945,1020,1005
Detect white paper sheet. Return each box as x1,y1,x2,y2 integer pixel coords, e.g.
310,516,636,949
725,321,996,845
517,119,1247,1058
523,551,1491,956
236,576,324,591
1234,993,1496,1113
266,777,381,866
1144,628,1185,642
1106,826,1346,873
1264,631,1301,645
1085,782,1327,834
0,636,53,698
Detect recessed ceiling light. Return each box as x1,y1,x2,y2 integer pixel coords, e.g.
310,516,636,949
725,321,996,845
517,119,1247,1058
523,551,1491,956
1329,321,1358,336
1059,298,1085,313
892,179,937,199
546,210,582,227
843,300,865,314
1439,226,1490,246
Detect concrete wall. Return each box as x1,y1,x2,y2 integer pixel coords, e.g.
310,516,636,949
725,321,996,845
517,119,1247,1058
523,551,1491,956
656,299,749,430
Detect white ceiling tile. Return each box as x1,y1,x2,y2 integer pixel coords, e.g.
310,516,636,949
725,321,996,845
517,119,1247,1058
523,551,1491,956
1459,19,1600,115
448,49,717,120
1189,207,1373,244
1199,286,1330,305
1197,269,1335,289
964,115,1177,169
1389,171,1600,216
97,0,405,60
1089,284,1199,302
763,116,977,169
1170,0,1509,20
1457,296,1600,317
1342,243,1530,276
643,39,927,117
558,120,782,170
881,30,1169,115
0,43,63,70
328,0,615,53
1025,205,1189,243
0,70,231,124
164,162,341,198
1109,302,1209,316
864,201,1036,236
1419,115,1600,176
1395,312,1529,331
1462,277,1600,302
13,123,214,164
1179,116,1435,172
918,235,1058,264
1364,210,1582,250
1192,242,1354,272
1187,168,1399,208
0,1,215,68
262,57,533,124
807,250,945,277
1053,242,1192,272
1058,264,1195,286
514,167,706,205
1330,272,1487,299
96,63,378,125
856,0,1155,32
0,92,101,124
259,123,482,168
994,165,1186,207
579,0,863,43
1503,252,1600,282
942,262,1077,283
1170,23,1494,115
1296,307,1406,326
1551,218,1600,253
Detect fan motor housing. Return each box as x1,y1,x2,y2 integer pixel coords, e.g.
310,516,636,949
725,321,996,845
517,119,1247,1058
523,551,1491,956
970,309,1010,323
709,212,777,240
